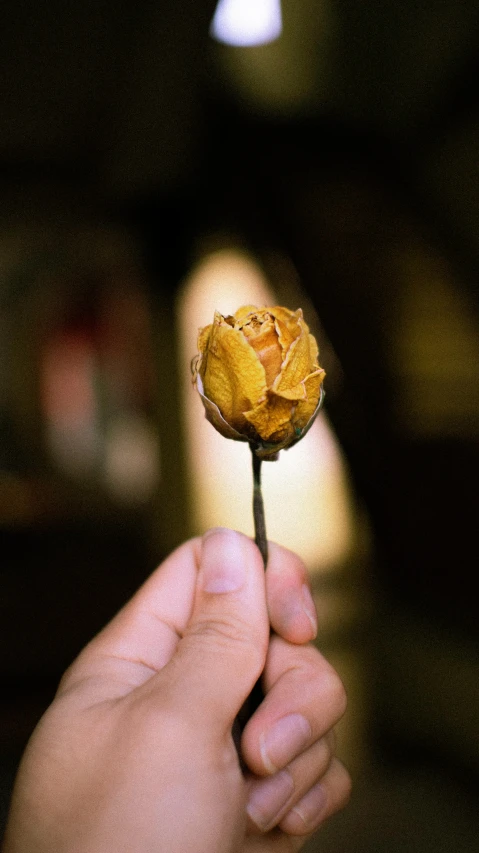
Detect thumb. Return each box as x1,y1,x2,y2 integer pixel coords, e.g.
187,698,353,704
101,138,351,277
167,528,269,729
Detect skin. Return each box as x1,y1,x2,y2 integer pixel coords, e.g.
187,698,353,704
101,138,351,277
2,528,351,853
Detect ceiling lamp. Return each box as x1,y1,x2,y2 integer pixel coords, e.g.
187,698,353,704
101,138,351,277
210,0,282,47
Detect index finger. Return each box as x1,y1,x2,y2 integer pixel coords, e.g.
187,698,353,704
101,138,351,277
242,635,347,778
266,542,317,645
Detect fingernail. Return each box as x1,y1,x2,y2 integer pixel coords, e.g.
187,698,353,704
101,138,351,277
291,781,327,829
246,770,295,832
260,713,312,773
302,584,318,637
200,528,247,593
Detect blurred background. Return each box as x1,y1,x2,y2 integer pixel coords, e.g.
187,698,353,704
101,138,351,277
1,1,478,849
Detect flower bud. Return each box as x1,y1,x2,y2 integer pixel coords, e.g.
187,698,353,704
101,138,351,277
192,305,326,458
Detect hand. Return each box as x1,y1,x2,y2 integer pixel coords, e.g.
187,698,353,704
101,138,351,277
3,529,350,853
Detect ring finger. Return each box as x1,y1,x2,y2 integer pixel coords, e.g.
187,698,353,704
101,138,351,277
246,732,336,834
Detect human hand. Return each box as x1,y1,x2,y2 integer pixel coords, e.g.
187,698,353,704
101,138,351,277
3,529,350,853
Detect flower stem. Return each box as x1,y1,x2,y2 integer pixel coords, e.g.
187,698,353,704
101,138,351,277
232,447,269,764
251,447,268,568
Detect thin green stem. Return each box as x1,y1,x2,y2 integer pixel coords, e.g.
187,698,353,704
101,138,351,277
251,447,268,568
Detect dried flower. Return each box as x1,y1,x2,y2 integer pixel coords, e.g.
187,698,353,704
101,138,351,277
192,305,325,458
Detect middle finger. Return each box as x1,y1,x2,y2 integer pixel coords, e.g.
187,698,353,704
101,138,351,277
242,635,346,777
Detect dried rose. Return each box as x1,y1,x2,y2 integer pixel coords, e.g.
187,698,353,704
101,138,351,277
192,305,326,458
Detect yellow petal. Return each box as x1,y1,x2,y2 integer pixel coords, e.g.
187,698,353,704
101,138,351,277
197,323,213,361
270,305,303,330
308,332,319,364
271,307,301,358
293,368,326,431
272,321,313,399
232,305,259,327
200,317,267,432
195,372,248,442
242,317,283,387
244,393,295,442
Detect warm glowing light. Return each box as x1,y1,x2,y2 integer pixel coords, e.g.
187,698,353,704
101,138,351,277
178,248,355,574
41,331,101,477
210,0,282,47
104,414,160,505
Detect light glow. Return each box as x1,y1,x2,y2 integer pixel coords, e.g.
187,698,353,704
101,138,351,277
210,0,282,47
41,331,101,477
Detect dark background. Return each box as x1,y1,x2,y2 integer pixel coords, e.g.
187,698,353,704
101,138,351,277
1,2,478,849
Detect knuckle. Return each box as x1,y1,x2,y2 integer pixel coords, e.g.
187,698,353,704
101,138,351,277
187,615,264,670
321,668,348,720
325,727,337,753
189,612,248,645
334,760,353,809
315,734,334,776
